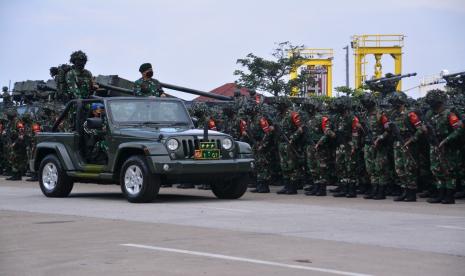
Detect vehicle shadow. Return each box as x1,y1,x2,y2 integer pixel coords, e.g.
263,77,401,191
68,192,219,203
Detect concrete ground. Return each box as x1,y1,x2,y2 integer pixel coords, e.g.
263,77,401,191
1,177,464,276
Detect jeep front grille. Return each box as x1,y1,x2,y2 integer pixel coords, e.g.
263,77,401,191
179,138,222,159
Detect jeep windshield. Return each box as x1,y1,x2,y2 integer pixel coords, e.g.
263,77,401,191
108,99,191,126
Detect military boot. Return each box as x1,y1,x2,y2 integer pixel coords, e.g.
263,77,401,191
364,185,377,199
277,179,290,194
394,188,407,201
26,173,39,182
441,189,456,204
250,181,270,193
427,188,445,204
373,185,386,200
315,183,327,196
305,183,320,196
333,183,347,197
454,180,465,199
6,173,21,181
404,189,417,202
346,182,357,198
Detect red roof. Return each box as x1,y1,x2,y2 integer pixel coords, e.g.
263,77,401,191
193,83,250,102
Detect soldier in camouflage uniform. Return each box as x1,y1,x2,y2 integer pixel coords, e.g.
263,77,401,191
356,94,393,200
0,115,7,175
300,99,319,194
66,50,96,99
424,89,464,204
274,97,304,195
83,103,109,165
385,92,426,202
2,86,13,108
306,102,336,196
134,63,165,97
7,114,27,181
245,102,276,193
328,97,360,198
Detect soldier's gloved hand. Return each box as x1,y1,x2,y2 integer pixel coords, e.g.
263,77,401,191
438,138,447,149
403,138,412,149
373,137,380,148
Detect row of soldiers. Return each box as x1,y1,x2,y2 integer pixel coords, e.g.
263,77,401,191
0,50,166,180
189,83,465,204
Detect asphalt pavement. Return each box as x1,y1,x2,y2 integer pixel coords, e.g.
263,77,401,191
1,177,464,276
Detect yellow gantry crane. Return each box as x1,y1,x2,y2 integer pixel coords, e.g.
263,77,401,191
290,48,333,97
351,34,405,91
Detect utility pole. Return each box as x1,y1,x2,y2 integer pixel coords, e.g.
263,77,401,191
343,45,349,87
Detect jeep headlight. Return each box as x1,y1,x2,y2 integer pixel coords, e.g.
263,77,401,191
166,138,179,151
222,138,233,150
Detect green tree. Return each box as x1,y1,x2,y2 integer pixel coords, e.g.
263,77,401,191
234,42,315,96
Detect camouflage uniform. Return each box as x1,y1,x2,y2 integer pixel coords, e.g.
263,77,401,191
66,51,94,99
275,97,303,195
134,63,164,97
358,94,393,200
247,103,275,193
386,93,425,201
7,116,27,180
424,90,464,204
331,98,359,198
134,78,164,97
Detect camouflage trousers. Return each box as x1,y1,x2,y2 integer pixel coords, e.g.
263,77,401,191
430,145,459,189
254,148,274,183
9,146,27,174
278,142,299,182
364,144,392,186
335,143,355,184
308,145,334,185
393,142,418,190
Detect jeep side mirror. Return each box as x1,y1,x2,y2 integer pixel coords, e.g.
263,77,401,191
86,117,103,129
191,117,199,128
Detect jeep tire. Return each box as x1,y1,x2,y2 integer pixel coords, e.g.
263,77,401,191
39,154,74,197
120,155,160,203
211,174,249,199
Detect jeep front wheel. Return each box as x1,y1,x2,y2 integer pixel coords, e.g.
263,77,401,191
211,174,249,199
39,154,74,197
120,155,160,203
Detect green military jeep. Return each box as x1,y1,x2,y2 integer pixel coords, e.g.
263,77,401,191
31,97,254,203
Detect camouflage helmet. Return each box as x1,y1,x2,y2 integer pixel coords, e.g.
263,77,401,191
360,93,376,108
190,102,208,117
388,91,408,106
301,98,320,113
21,112,32,122
6,108,17,118
248,89,257,97
2,86,7,92
49,66,59,77
222,103,235,116
385,72,395,78
425,89,448,107
274,96,292,111
69,50,88,64
332,96,351,113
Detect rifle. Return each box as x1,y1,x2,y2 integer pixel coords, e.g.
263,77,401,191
389,121,417,165
273,123,303,159
365,73,417,94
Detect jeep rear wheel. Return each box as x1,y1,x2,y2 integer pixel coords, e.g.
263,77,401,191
211,174,249,199
39,154,74,197
120,155,160,203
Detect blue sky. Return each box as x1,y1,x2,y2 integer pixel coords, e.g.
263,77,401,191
1,0,464,99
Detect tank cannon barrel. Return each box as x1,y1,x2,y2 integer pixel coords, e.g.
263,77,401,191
159,82,233,101
96,80,233,101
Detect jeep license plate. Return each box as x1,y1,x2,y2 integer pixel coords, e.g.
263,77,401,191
194,142,220,160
